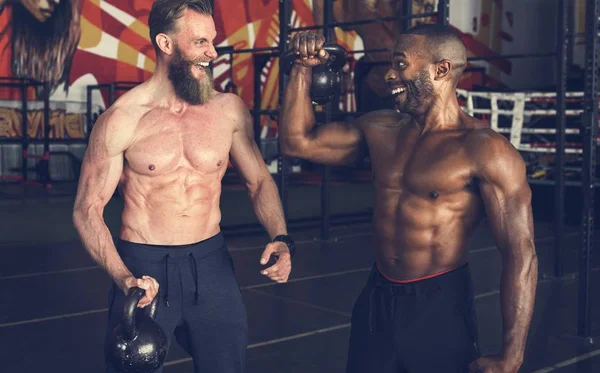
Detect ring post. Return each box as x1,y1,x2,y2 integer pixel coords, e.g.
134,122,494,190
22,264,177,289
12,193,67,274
319,0,337,241
278,0,291,219
20,80,28,182
554,0,569,278
578,0,599,343
437,0,449,25
42,81,51,186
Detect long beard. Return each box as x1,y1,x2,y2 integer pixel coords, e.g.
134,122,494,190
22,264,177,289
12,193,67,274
167,47,214,105
398,70,435,114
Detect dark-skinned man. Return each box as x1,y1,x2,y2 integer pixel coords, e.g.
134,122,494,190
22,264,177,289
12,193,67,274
279,24,538,373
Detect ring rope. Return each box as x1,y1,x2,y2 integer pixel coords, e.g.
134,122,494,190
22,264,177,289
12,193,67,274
455,88,600,154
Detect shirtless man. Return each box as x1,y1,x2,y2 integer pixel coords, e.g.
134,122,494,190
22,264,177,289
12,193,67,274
279,24,537,373
72,1,293,372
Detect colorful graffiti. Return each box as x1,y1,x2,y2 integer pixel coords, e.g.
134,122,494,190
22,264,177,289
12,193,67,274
0,107,85,138
0,0,514,141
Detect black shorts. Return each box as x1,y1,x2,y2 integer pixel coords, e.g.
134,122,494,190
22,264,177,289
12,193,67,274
104,233,248,373
346,263,480,373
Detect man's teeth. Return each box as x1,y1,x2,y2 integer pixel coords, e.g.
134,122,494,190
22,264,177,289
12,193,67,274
195,62,209,68
392,87,406,95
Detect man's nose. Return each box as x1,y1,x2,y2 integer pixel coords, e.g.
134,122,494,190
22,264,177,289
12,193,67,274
385,69,398,82
206,44,218,60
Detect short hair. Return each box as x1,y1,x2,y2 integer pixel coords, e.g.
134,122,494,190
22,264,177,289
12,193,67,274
403,23,467,80
148,0,213,55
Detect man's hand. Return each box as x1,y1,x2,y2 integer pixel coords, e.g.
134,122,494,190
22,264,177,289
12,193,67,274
120,275,160,308
290,32,330,68
260,242,292,283
469,355,521,373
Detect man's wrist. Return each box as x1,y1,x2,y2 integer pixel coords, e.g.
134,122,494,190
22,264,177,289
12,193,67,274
500,344,524,370
291,64,312,81
272,234,296,257
114,273,134,292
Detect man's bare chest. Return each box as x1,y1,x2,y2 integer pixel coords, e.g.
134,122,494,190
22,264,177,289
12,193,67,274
367,128,475,196
125,114,233,177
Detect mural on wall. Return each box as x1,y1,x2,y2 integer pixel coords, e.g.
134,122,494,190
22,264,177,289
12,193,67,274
0,0,514,142
0,0,82,96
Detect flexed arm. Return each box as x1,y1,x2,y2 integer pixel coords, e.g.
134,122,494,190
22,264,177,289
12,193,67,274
279,33,366,165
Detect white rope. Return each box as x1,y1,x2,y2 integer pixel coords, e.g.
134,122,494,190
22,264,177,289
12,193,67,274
466,108,583,116
495,128,581,135
518,144,583,154
456,89,588,100
524,109,584,116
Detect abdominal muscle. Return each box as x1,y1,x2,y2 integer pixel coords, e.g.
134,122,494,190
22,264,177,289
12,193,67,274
372,187,482,280
118,166,223,245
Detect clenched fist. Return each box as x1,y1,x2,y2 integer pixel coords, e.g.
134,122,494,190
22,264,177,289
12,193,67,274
290,32,330,68
120,275,159,308
260,241,292,283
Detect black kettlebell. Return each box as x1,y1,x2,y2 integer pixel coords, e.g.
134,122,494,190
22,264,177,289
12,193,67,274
106,287,168,373
280,43,348,106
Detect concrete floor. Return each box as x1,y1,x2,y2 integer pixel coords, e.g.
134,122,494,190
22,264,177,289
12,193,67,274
0,177,599,372
0,216,599,373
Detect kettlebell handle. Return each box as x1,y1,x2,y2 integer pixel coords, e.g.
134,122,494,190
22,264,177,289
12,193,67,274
280,43,347,75
123,287,159,341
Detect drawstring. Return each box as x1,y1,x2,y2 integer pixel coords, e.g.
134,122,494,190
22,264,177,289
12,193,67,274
164,254,170,307
189,253,199,305
162,251,200,307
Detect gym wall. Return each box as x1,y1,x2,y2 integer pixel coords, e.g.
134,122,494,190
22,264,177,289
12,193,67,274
0,0,570,180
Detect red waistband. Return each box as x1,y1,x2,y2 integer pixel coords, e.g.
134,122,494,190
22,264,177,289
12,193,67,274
376,264,459,284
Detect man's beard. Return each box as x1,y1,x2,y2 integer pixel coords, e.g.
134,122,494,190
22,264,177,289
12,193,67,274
397,70,435,114
167,46,214,105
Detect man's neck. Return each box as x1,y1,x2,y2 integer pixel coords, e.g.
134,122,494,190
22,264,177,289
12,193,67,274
146,62,188,109
412,93,464,134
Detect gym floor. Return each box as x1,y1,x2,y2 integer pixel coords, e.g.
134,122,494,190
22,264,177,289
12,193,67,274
0,181,599,373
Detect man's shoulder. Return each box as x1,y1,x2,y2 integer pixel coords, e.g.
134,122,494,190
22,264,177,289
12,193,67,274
356,109,411,129
211,92,252,130
91,93,152,145
465,127,515,155
99,86,154,127
465,128,526,181
211,91,247,109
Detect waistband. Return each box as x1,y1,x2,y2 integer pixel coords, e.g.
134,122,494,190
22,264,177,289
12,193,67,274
365,262,472,332
116,232,226,262
370,262,471,296
116,232,226,307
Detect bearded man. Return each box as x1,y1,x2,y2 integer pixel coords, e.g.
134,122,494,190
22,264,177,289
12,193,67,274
72,1,294,372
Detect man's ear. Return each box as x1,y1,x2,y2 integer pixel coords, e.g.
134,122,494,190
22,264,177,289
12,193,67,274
156,33,174,56
434,59,452,80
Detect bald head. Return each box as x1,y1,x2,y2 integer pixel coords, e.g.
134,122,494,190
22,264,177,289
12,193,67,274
397,24,467,84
